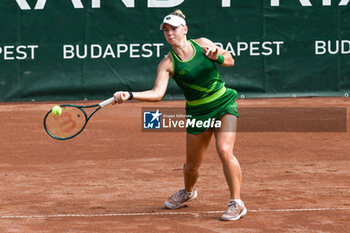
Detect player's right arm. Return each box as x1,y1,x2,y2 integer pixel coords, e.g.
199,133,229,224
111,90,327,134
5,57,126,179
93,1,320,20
113,54,173,103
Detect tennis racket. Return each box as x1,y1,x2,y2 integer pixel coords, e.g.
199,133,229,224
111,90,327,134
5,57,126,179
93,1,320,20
43,97,115,140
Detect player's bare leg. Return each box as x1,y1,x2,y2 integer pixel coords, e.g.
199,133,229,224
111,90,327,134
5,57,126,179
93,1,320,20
164,129,212,209
214,114,246,220
184,129,213,192
214,114,240,198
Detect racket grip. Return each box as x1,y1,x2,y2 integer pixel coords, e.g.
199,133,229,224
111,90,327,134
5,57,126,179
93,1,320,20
98,97,115,108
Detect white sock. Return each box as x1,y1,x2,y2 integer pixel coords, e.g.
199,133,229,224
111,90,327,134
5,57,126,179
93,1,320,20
231,199,243,206
186,191,193,197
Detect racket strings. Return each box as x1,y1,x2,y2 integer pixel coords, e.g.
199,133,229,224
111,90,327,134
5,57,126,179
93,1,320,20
45,106,86,139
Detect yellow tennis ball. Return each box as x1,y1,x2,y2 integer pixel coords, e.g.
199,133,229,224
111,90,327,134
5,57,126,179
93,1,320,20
52,105,62,116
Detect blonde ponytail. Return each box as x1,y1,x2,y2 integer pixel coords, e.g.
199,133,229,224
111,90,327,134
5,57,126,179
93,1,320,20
171,9,186,20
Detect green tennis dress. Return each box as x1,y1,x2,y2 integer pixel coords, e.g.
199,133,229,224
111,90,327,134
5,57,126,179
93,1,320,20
170,39,239,134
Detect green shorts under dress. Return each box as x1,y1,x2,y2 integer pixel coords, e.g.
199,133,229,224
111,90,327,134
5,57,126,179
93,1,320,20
185,87,239,134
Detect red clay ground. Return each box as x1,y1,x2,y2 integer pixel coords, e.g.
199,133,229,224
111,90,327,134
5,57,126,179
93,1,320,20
0,98,350,233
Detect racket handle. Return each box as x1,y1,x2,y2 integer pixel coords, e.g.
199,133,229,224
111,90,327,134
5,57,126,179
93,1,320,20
98,97,115,108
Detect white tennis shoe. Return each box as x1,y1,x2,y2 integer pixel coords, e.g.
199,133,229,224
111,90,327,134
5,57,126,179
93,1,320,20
164,188,198,209
220,200,247,221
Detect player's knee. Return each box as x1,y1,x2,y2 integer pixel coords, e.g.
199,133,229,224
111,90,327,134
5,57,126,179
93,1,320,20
217,145,234,162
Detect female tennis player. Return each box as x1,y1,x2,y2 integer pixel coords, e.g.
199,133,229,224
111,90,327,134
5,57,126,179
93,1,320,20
113,10,246,221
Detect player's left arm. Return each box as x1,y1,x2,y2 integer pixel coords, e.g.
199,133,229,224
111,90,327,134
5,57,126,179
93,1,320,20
195,37,234,67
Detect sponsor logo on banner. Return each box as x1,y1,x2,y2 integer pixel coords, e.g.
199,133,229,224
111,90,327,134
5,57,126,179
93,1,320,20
13,0,350,10
315,40,350,55
14,0,186,10
0,45,38,60
216,41,284,56
270,0,349,7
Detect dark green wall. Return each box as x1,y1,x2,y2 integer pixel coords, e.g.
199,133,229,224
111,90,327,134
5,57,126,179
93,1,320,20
0,0,349,101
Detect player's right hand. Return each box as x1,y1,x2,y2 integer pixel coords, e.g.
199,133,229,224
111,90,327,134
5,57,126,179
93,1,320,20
113,91,129,104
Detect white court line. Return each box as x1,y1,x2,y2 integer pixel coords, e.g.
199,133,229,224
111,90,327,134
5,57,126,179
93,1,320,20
0,212,199,219
203,207,350,214
1,207,349,219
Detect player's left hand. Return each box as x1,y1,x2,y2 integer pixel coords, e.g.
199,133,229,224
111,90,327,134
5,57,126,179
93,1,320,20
203,46,219,61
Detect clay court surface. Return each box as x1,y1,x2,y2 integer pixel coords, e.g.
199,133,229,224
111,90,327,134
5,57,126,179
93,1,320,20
0,97,349,233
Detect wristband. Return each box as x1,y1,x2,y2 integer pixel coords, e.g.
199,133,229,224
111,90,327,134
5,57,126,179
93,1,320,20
216,54,224,64
127,91,133,100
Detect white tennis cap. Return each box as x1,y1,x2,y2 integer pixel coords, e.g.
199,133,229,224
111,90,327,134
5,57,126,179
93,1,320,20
160,15,186,30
